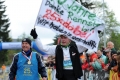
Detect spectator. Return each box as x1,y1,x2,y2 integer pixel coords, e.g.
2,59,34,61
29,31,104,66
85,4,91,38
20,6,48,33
80,54,88,70
91,50,106,70
107,41,116,55
108,51,118,71
1,64,6,73
45,56,55,69
111,53,120,79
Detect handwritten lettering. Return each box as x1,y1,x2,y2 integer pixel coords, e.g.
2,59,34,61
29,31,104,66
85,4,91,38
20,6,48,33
45,0,64,15
57,0,67,5
35,0,104,50
43,9,88,38
49,22,67,34
49,21,96,48
56,0,100,31
37,16,49,26
57,0,96,19
37,16,96,49
72,36,96,49
68,11,99,30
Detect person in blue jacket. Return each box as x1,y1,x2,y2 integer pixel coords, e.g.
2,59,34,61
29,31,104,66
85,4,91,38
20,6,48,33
9,38,47,80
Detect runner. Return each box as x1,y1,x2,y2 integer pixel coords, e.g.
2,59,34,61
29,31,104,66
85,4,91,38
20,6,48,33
30,28,87,80
9,38,47,80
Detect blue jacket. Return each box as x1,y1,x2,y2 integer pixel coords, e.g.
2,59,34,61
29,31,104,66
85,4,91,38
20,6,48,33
92,54,106,70
9,52,47,80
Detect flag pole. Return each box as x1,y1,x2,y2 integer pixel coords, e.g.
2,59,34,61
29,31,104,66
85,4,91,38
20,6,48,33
103,0,106,48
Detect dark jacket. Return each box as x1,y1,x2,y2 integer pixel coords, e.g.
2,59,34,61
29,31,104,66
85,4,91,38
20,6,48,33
55,43,83,78
108,59,117,70
9,52,47,80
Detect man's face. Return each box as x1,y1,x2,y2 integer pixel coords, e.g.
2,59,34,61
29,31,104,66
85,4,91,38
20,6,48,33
22,42,31,52
112,54,117,60
96,50,102,57
60,36,71,46
107,42,113,49
106,52,110,57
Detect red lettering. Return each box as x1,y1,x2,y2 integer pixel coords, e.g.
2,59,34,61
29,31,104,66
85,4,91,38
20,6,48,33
63,21,71,28
73,26,87,38
43,9,88,38
73,26,81,35
50,12,60,20
85,33,91,40
85,30,94,40
43,9,52,19
68,25,74,31
56,17,64,24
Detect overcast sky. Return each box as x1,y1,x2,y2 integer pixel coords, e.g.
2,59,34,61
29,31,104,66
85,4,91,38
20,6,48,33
4,0,120,45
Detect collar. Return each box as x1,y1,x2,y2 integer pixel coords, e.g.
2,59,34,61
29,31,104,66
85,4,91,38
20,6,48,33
61,43,70,48
22,50,31,57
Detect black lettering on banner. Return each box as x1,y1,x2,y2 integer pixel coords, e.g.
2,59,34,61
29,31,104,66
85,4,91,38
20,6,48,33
71,36,96,49
89,40,96,49
59,28,64,33
37,16,49,26
45,0,64,15
49,22,63,33
37,16,96,49
67,33,72,37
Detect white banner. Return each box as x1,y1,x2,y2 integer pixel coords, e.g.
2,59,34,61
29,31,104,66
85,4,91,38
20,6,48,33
35,0,105,51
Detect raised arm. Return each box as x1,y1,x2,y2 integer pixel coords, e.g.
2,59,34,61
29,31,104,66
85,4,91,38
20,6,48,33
30,28,56,55
35,38,56,55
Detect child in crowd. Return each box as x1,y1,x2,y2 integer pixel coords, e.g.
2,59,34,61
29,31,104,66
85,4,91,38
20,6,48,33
80,51,98,71
80,54,89,70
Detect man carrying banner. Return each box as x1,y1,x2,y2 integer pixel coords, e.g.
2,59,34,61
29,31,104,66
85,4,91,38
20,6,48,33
30,29,87,80
9,38,47,80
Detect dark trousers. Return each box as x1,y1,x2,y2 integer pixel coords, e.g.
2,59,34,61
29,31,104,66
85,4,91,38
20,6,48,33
58,70,77,80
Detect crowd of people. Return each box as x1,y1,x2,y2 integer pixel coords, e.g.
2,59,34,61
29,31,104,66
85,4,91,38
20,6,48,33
79,41,120,80
7,28,120,80
43,41,120,80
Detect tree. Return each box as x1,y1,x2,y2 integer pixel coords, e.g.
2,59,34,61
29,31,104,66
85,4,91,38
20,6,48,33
76,0,95,9
17,33,33,41
109,31,120,50
52,35,59,45
0,0,11,64
52,0,120,49
92,1,120,48
94,1,120,34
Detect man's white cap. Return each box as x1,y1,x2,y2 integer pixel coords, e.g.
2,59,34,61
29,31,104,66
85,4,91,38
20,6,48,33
59,33,67,37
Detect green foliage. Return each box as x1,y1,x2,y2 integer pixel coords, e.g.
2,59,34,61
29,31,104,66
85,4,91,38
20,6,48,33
92,1,120,48
0,0,12,65
52,0,120,50
76,0,95,9
17,32,33,41
108,31,120,50
52,35,59,45
6,50,19,65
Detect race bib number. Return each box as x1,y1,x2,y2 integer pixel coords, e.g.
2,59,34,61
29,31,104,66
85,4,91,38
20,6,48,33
63,57,73,69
